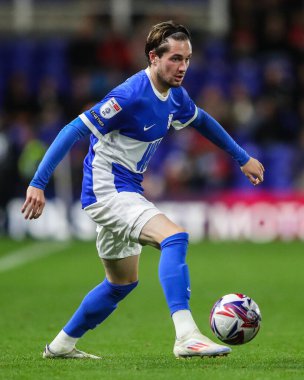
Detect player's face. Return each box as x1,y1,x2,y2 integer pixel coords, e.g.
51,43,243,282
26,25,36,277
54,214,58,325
150,38,192,93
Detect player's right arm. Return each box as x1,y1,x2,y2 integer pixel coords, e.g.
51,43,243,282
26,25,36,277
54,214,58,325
21,117,90,220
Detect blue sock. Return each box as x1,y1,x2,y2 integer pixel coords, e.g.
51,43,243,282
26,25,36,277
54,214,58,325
159,232,191,315
63,278,138,338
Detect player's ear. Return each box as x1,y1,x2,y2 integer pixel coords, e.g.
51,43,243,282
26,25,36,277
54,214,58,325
149,50,157,65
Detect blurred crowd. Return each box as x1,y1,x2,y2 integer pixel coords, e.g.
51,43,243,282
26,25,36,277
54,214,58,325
1,0,304,208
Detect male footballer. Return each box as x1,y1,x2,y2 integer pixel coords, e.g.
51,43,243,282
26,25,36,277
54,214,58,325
22,21,264,359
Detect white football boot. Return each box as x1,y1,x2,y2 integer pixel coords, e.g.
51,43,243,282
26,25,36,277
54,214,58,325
43,344,101,359
173,329,231,358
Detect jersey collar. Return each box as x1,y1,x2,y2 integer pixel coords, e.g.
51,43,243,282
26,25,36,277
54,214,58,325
145,67,170,101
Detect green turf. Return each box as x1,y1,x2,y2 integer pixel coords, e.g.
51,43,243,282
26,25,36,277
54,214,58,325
0,238,303,380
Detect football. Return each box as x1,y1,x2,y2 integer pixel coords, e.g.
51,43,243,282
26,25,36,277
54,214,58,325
210,293,261,345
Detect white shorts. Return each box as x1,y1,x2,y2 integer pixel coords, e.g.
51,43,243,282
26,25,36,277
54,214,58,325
84,192,162,260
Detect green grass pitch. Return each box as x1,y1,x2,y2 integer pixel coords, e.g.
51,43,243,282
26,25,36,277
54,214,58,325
0,238,303,380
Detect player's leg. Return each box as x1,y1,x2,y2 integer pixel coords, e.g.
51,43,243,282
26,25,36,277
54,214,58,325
140,214,231,357
45,255,139,359
44,193,155,359
62,255,139,336
140,214,198,338
44,232,140,359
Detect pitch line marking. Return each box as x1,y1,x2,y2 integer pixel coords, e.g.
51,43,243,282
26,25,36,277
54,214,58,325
0,242,70,273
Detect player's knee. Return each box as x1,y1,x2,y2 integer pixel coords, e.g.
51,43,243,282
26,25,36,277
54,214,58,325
158,225,187,242
162,226,187,242
173,225,187,234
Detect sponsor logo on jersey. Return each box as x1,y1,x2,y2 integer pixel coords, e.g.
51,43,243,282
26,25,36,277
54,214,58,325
100,97,122,119
90,110,104,127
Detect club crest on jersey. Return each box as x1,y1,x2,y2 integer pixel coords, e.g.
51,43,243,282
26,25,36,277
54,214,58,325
100,97,122,119
167,113,173,129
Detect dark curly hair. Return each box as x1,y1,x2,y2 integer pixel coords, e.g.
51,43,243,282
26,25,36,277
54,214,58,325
145,20,191,66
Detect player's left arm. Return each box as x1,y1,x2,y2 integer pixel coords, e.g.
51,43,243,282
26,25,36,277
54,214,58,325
190,107,264,186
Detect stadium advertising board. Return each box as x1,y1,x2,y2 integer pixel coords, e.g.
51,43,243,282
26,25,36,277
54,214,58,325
5,192,304,242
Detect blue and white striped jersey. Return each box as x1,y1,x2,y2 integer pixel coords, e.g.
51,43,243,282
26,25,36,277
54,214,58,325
79,68,198,208
30,68,250,208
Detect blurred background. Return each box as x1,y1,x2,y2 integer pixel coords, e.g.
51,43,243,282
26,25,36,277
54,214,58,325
1,0,304,241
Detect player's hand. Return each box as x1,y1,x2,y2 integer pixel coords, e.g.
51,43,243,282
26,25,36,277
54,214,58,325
240,157,265,186
21,186,46,220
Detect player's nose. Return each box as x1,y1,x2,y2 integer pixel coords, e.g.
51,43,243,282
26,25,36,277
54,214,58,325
179,60,188,72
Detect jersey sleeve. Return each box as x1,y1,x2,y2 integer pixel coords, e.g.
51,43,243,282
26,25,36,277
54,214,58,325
190,107,250,166
171,87,198,130
30,116,90,190
79,83,133,139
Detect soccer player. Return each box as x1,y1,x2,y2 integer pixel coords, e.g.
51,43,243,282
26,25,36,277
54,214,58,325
22,21,264,359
